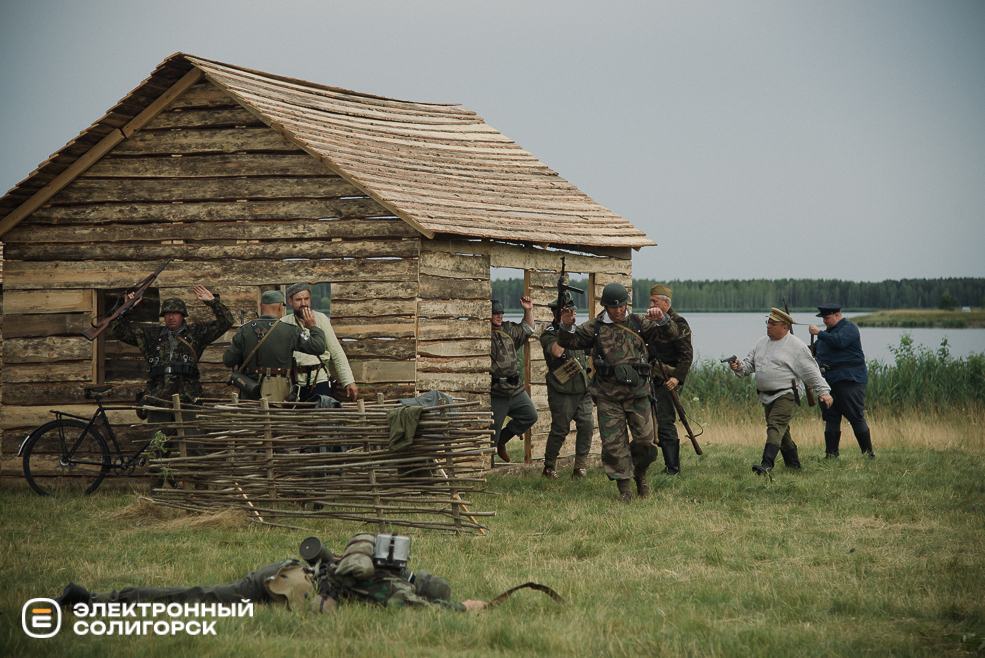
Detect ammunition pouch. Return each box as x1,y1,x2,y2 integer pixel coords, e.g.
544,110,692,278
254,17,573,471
595,360,651,387
148,363,199,379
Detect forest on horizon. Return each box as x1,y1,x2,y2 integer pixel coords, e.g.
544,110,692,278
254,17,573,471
491,277,985,312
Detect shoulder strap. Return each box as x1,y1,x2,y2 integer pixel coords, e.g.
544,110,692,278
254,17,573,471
236,321,280,372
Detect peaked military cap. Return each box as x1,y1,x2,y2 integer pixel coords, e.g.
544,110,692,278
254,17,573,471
260,290,285,304
286,282,310,299
159,298,188,317
767,307,796,325
816,303,842,317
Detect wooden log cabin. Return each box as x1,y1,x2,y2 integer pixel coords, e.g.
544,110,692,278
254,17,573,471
0,53,655,482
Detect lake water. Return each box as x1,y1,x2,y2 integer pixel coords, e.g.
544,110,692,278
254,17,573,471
505,312,985,366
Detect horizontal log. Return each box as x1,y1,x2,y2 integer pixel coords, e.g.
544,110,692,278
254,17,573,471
329,298,417,318
49,176,360,205
3,259,418,289
3,289,90,314
19,198,395,227
419,251,490,280
417,318,487,341
331,317,415,339
2,362,93,383
417,356,488,373
143,107,265,130
337,338,416,361
2,313,90,338
112,126,299,155
331,281,418,301
1,405,138,431
417,300,487,319
4,337,92,363
1,381,144,407
416,339,490,358
416,372,490,394
8,239,419,262
349,360,416,384
418,275,491,301
86,152,331,178
424,240,631,274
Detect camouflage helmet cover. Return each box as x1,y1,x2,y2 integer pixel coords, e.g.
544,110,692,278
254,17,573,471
601,282,630,307
160,298,188,317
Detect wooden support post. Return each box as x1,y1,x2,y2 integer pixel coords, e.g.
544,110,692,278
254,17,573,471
261,398,276,509
369,468,385,533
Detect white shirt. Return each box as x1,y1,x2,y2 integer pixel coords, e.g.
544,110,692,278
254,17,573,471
733,333,831,404
281,310,355,387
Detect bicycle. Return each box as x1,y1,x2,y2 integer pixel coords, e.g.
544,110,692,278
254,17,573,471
18,384,178,496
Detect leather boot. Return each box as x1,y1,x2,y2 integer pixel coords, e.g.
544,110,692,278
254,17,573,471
752,443,780,476
496,428,516,463
55,583,92,608
824,431,841,459
661,440,681,475
542,457,559,479
855,430,875,459
633,464,650,499
780,445,802,469
571,453,588,478
616,478,633,503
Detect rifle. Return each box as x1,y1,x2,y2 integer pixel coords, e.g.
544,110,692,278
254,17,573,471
782,296,816,407
81,258,175,341
553,257,585,328
655,360,703,455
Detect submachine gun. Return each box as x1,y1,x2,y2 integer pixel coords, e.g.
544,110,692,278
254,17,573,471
552,257,585,329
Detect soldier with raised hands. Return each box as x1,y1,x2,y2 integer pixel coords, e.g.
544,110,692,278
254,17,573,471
489,296,539,463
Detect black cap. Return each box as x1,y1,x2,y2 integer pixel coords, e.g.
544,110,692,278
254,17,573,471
816,304,842,317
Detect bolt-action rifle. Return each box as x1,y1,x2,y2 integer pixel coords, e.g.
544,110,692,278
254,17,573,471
655,359,703,455
81,258,175,341
782,297,816,407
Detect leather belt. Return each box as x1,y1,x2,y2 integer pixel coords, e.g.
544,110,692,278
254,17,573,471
244,367,290,377
297,365,322,374
758,387,793,396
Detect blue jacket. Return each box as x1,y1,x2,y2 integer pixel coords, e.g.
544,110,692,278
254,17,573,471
814,318,868,385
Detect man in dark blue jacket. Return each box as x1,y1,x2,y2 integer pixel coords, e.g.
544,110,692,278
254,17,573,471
809,304,875,459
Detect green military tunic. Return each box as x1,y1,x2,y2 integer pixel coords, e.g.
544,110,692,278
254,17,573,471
539,325,593,467
647,307,694,452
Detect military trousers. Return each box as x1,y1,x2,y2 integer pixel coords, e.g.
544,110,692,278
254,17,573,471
763,393,798,450
652,384,679,447
596,394,657,481
821,381,869,434
92,562,282,605
490,391,538,445
544,388,594,463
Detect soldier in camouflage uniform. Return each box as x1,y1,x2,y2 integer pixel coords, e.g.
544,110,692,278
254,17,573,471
539,294,594,479
490,296,538,463
54,534,486,613
647,284,694,475
558,282,679,502
111,286,234,426
223,290,327,403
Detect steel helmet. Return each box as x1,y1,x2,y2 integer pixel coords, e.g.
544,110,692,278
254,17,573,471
600,283,630,307
159,298,188,317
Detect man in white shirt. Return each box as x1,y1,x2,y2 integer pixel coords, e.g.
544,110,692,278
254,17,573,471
729,308,833,474
282,282,358,402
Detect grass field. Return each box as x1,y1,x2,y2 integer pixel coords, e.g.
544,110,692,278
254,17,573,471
852,309,985,329
2,407,983,657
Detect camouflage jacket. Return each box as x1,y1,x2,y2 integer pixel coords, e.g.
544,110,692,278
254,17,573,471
647,308,694,385
222,315,327,372
490,320,534,398
539,325,590,395
111,296,234,404
558,311,679,400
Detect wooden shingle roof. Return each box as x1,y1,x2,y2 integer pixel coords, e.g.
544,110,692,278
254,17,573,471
0,53,654,250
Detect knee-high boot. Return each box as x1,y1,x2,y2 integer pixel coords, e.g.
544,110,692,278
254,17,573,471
752,443,780,476
661,440,681,475
824,431,841,459
854,430,875,459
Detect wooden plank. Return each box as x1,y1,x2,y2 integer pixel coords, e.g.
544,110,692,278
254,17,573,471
8,239,420,263
83,153,334,178
416,372,489,394
348,360,416,383
423,239,632,273
417,339,490,358
3,290,89,314
121,68,204,138
331,281,418,301
331,317,416,339
1,405,137,431
48,176,360,205
1,363,93,383
329,298,417,318
417,318,487,341
4,337,92,363
3,259,418,289
417,356,488,373
337,338,416,361
419,250,490,280
417,300,487,319
142,107,266,130
2,313,89,338
19,199,396,227
418,276,490,301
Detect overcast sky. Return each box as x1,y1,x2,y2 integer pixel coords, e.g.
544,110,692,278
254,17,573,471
2,1,983,283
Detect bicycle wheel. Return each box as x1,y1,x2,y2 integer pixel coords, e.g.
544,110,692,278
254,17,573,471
22,420,110,496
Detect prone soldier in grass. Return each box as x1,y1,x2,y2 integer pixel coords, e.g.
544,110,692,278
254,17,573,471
557,282,679,502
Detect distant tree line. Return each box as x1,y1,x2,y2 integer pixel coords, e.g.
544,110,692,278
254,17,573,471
490,277,984,311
